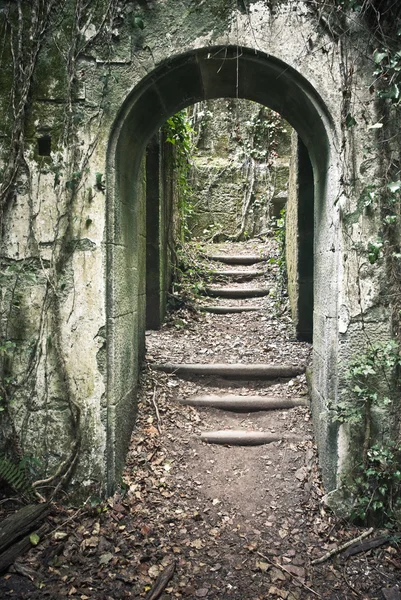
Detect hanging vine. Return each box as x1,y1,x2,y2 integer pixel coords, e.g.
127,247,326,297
0,0,130,501
308,0,401,524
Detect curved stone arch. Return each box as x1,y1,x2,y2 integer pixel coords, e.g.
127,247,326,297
105,45,340,492
109,45,336,176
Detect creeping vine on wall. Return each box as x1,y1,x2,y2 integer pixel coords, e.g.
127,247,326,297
0,0,136,501
313,0,401,523
163,110,196,244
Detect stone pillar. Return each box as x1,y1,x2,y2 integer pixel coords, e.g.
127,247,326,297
146,134,162,330
286,132,314,342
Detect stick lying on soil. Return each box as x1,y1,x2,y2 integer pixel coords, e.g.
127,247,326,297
0,522,49,573
146,562,175,600
256,551,322,599
311,527,374,565
342,531,401,558
0,503,50,554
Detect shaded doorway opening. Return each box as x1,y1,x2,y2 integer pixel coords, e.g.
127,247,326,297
106,45,337,493
145,99,315,344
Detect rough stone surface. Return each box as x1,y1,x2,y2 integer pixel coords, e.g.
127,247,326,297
188,99,291,238
0,0,398,503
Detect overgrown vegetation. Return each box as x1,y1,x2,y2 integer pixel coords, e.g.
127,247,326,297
316,0,401,524
0,0,400,522
330,339,401,525
164,111,195,243
167,244,209,314
0,0,127,502
269,207,287,311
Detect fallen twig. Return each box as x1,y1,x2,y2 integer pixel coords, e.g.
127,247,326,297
343,531,401,558
49,506,84,536
311,527,374,565
256,551,322,598
146,561,175,600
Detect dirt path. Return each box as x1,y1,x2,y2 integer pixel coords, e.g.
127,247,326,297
0,239,400,599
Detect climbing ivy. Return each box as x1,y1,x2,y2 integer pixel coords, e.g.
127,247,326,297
0,0,127,502
164,111,195,243
311,0,401,523
330,340,401,525
269,208,287,311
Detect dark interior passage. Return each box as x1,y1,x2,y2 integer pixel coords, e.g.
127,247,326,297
145,98,315,343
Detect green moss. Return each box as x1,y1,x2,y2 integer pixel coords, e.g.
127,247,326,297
33,41,68,101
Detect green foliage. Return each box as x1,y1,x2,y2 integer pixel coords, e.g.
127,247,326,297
164,111,195,242
0,456,38,499
244,108,284,162
94,172,105,192
130,15,144,30
168,244,208,311
373,46,401,104
65,171,82,191
351,443,401,525
330,340,400,425
269,208,287,308
345,113,357,128
367,238,384,264
331,341,401,525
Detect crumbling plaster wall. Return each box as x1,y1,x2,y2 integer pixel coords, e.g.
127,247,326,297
0,0,394,501
187,99,291,239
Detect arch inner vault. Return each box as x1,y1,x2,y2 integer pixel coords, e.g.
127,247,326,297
106,46,340,494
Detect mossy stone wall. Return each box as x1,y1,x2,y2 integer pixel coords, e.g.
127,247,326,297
188,99,291,239
0,0,398,506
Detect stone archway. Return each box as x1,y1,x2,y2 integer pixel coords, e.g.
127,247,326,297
106,45,340,494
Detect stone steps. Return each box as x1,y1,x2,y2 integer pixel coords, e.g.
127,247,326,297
158,246,309,449
204,286,270,298
209,269,265,280
181,394,307,412
153,363,305,378
205,254,268,265
200,430,304,445
200,305,261,314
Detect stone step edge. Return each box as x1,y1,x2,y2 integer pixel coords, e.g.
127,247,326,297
209,270,265,277
205,255,269,265
181,395,308,411
152,363,305,378
204,286,270,298
200,430,304,445
200,306,261,314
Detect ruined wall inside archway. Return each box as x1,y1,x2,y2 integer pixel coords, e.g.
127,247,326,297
0,0,398,506
187,99,291,240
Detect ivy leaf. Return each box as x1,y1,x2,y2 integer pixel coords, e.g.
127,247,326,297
387,180,401,193
378,83,400,100
30,533,40,546
133,16,144,30
373,49,388,64
384,215,397,224
367,122,383,130
345,113,357,128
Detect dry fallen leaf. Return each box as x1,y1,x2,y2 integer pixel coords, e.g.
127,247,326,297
99,552,113,565
148,564,160,578
256,560,270,572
